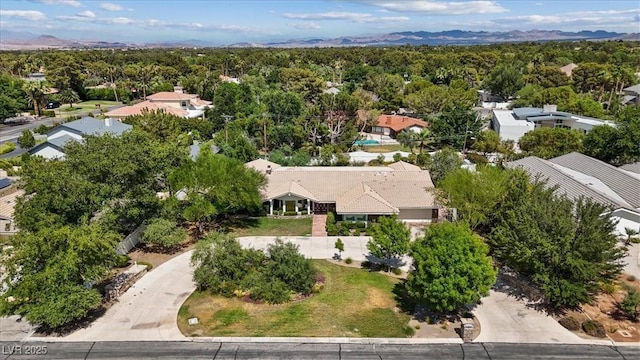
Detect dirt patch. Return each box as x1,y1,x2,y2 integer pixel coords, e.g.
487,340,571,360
554,275,640,342
328,259,408,279
128,242,195,269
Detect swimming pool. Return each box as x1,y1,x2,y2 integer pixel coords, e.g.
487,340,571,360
354,139,380,146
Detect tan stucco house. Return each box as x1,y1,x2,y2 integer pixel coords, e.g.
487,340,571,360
246,159,439,222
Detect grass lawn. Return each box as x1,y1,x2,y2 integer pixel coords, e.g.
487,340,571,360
177,260,412,337
362,144,412,153
226,217,312,237
54,100,121,116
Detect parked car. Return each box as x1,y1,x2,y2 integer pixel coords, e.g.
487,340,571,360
46,101,60,109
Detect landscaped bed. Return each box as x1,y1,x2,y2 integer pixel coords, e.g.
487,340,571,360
177,259,412,337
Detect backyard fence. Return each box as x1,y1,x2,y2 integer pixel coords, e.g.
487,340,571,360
116,225,146,255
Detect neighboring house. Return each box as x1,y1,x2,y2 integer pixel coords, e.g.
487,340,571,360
623,84,640,105
25,72,46,82
29,117,132,159
620,162,640,175
491,105,615,142
506,152,640,238
323,87,340,95
246,159,440,222
189,140,220,161
219,75,240,84
0,189,23,235
105,87,212,120
559,63,578,77
368,114,428,138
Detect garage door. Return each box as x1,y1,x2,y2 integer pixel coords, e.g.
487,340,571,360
397,209,432,221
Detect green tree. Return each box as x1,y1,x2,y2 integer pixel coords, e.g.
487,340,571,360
415,128,434,153
428,147,463,185
396,129,417,153
17,130,36,149
141,218,187,250
483,63,524,101
471,130,501,155
583,125,622,165
437,166,509,231
169,147,266,237
518,127,584,159
22,81,47,117
429,106,480,150
621,289,640,320
407,222,496,312
124,109,182,142
367,215,410,272
334,238,344,259
489,170,624,308
0,223,121,328
59,88,80,109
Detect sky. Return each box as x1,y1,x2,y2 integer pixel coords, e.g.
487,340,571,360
1,0,639,44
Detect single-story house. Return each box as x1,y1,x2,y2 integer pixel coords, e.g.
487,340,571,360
492,105,615,142
246,159,440,223
506,152,640,238
106,87,212,120
29,117,132,159
559,63,578,77
368,114,428,139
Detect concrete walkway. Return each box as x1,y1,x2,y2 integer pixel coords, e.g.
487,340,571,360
35,236,408,342
473,290,588,344
311,214,328,236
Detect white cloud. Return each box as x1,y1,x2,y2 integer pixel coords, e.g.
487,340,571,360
494,12,639,28
78,10,96,18
99,2,124,11
350,1,508,15
282,11,408,23
288,22,321,30
0,10,46,21
535,2,543,6
567,9,640,17
28,0,81,7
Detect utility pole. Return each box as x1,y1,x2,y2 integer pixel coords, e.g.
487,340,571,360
262,112,268,153
221,114,232,144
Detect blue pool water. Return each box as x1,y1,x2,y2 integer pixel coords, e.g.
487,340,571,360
354,139,380,146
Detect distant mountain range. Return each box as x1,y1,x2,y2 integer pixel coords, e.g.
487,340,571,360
1,29,638,50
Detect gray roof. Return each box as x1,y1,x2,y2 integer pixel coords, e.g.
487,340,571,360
620,162,640,174
506,156,623,209
550,152,640,209
189,141,220,161
47,134,78,149
623,84,640,94
57,117,132,137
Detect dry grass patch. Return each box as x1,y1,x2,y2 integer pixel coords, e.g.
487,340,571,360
178,260,411,337
362,144,411,153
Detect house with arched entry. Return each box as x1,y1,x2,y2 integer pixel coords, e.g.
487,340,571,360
246,159,440,223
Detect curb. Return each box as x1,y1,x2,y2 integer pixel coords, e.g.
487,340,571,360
189,337,464,344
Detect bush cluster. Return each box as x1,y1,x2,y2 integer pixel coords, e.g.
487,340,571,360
192,234,316,304
582,320,606,338
328,221,367,236
558,316,580,331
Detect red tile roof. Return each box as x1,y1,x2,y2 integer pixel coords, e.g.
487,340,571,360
375,115,428,132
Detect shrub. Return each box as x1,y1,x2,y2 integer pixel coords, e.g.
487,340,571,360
392,268,402,275
141,218,187,250
115,254,131,268
136,261,153,271
558,316,580,331
466,153,489,164
345,257,353,264
0,142,15,155
312,283,324,293
284,211,298,216
414,324,421,330
326,224,338,236
250,276,291,304
265,239,315,294
620,289,640,320
40,110,56,117
326,212,336,226
601,282,617,295
403,325,415,337
628,275,637,282
582,320,606,338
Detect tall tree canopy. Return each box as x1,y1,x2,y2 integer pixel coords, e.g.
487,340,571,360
518,127,584,159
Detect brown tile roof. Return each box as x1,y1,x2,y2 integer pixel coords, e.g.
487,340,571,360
248,162,436,215
387,161,421,171
146,92,197,101
190,98,212,107
375,115,428,132
559,63,578,77
105,101,188,118
0,190,24,220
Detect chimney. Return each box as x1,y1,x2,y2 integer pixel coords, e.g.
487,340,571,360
105,118,112,127
173,86,184,93
266,165,272,175
543,104,557,113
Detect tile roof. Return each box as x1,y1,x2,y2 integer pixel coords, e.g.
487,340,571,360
375,115,428,132
387,161,421,171
620,162,640,175
146,92,197,101
249,162,436,214
105,101,189,118
506,156,624,208
0,190,24,220
549,152,640,209
559,63,578,77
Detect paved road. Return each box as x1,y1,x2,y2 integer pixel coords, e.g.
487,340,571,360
473,289,587,344
1,341,638,359
0,118,52,143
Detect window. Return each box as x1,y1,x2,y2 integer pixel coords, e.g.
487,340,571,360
4,223,10,232
343,215,367,222
181,101,187,107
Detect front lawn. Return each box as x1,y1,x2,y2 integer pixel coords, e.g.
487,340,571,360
227,217,312,237
362,144,412,153
177,260,412,337
54,100,121,115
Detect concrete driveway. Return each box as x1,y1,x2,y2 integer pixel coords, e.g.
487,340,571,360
473,290,587,344
35,236,396,342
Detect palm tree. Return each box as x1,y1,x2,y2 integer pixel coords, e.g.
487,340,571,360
625,227,639,246
22,81,47,117
59,88,80,109
415,128,434,153
396,130,417,153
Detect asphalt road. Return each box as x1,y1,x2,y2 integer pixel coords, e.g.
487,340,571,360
0,118,53,144
1,342,638,359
